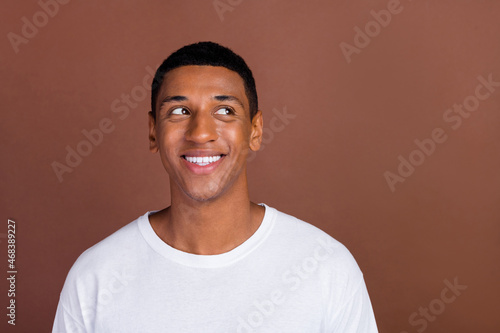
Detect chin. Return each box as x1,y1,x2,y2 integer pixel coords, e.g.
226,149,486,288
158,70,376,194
185,191,221,202
177,173,238,203
184,184,225,202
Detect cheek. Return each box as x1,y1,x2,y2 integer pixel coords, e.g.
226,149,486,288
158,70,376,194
220,124,251,154
156,126,186,164
158,126,184,147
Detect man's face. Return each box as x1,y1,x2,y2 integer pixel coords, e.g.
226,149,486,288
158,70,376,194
149,65,262,202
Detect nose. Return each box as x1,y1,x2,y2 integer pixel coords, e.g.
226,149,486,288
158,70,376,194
185,111,218,144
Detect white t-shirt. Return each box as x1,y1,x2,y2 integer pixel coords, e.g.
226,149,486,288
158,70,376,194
53,204,378,332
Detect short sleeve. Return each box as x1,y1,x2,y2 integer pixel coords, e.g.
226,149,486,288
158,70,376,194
52,300,87,333
328,277,378,332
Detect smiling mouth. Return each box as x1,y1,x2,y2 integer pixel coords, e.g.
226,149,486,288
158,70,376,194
182,154,225,166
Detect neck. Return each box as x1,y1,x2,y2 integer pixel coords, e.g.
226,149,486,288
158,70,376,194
150,174,265,255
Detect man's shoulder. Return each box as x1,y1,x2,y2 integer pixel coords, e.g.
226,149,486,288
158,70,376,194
271,206,344,249
64,213,147,281
272,207,333,237
269,206,362,276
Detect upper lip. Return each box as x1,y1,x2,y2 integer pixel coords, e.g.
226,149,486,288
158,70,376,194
180,150,227,157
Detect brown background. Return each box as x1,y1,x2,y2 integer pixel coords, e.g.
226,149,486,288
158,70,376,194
1,0,499,332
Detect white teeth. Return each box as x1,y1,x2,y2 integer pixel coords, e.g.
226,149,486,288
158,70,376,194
184,155,222,166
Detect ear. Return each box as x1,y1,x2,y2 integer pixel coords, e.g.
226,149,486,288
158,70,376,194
249,110,263,152
148,111,159,153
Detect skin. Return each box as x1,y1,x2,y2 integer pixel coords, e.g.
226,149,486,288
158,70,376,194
148,65,265,255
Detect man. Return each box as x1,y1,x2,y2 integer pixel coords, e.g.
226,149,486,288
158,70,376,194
53,41,378,332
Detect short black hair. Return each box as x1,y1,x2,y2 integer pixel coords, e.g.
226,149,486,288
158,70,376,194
151,41,258,120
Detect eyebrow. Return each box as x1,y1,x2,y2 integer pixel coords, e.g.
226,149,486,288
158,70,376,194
213,95,245,109
159,95,187,108
159,95,245,110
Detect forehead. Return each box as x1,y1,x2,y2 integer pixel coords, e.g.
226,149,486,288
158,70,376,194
159,65,248,104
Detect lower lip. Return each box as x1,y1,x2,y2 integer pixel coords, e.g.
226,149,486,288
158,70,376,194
181,155,225,175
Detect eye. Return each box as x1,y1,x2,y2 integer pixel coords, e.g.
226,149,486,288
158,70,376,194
214,107,234,115
170,107,189,115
